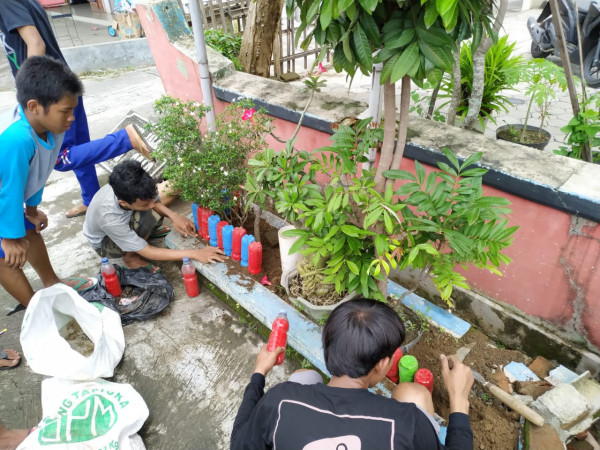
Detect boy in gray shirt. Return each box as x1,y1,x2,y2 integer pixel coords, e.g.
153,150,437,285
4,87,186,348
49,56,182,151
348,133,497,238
84,160,225,272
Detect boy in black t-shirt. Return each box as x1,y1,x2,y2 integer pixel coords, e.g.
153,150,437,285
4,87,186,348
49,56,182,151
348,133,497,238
231,298,475,450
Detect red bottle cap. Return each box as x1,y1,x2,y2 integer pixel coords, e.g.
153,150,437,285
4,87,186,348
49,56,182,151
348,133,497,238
414,368,434,395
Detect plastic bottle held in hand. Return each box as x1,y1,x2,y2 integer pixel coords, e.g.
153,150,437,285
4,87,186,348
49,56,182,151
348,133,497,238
267,311,289,365
101,257,122,297
182,257,200,297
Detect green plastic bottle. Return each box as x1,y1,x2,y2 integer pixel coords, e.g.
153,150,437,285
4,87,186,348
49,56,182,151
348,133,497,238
398,355,419,383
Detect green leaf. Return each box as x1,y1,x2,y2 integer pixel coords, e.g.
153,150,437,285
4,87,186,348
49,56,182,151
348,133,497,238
415,160,426,184
418,37,453,70
442,148,460,170
288,235,308,255
384,169,417,181
338,0,355,11
353,23,373,69
359,12,380,47
341,224,360,237
390,42,419,83
347,260,360,275
380,52,400,83
320,0,333,29
343,33,353,61
387,29,415,49
424,0,439,27
358,0,378,13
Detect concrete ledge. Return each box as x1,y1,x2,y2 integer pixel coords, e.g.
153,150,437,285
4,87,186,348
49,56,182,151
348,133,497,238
63,38,155,74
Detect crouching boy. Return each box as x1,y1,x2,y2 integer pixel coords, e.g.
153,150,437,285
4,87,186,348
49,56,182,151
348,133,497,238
231,298,475,449
83,160,226,271
0,55,96,307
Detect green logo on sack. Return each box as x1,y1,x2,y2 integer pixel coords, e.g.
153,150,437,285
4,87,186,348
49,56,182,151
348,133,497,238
38,394,118,445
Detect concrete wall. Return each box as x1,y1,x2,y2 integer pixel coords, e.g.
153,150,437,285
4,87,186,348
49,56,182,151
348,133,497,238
135,0,600,369
63,38,154,74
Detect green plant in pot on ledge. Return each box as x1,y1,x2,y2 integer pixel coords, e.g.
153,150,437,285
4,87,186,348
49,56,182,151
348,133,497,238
148,96,272,226
496,58,566,150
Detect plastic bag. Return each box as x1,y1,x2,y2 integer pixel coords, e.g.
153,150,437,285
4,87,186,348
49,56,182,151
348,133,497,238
81,265,174,325
16,377,149,450
20,284,125,380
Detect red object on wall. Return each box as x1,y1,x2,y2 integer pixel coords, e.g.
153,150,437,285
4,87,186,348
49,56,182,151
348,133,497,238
201,209,213,241
414,368,434,395
248,242,262,274
231,227,246,262
386,347,403,384
217,221,229,250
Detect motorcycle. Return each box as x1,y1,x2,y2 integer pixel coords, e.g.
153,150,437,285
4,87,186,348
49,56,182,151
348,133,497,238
528,0,600,87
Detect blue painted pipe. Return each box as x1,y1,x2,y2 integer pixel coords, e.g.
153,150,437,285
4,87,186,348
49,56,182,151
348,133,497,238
222,224,234,256
240,234,255,267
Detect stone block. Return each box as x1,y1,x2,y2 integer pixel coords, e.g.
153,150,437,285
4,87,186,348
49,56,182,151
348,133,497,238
548,365,579,385
571,372,600,416
533,384,590,431
529,356,557,379
528,424,564,450
280,72,301,82
262,228,280,249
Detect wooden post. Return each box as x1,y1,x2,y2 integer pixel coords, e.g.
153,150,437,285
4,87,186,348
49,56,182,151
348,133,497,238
548,0,592,161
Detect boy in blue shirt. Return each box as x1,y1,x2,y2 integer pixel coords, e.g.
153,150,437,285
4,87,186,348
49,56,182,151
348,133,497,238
0,55,97,307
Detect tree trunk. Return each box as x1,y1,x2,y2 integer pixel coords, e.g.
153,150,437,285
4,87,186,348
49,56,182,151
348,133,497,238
239,0,285,77
385,75,411,192
446,49,462,126
461,0,507,129
373,82,397,193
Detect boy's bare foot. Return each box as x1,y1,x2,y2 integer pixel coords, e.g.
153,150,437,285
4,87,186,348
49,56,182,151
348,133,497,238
0,349,20,369
125,124,152,160
65,203,87,218
0,423,28,450
123,253,160,274
61,277,96,293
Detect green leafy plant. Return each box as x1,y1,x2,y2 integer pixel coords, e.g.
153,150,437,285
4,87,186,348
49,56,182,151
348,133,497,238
440,35,524,129
519,58,567,142
409,81,446,123
380,149,518,303
204,28,243,71
148,96,272,225
555,92,600,163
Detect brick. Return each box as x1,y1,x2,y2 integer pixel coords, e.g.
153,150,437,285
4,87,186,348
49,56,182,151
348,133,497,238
528,424,564,450
529,356,556,379
489,371,512,393
515,380,554,400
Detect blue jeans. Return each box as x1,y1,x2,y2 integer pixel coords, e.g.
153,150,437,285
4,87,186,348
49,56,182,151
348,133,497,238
55,96,132,206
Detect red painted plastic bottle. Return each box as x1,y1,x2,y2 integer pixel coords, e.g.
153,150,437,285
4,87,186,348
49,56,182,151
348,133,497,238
267,311,289,365
248,241,262,274
414,368,434,395
386,347,404,383
231,227,246,262
201,209,213,241
182,257,200,297
101,257,122,297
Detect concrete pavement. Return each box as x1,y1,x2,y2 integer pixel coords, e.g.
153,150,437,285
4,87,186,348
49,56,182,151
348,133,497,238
0,66,299,447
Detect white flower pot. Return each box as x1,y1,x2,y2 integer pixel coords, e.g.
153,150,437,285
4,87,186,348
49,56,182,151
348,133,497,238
281,269,358,322
278,225,302,275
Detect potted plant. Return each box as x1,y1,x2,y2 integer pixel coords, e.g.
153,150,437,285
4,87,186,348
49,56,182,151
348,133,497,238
148,96,272,226
439,36,524,132
496,58,566,150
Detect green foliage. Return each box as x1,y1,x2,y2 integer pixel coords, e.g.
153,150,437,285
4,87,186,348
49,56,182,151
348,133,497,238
381,149,518,302
287,0,496,86
521,58,567,132
409,81,446,123
555,93,600,163
204,28,243,70
439,35,524,127
148,96,272,223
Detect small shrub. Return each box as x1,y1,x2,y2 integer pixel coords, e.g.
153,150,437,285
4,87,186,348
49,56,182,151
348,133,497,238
204,28,243,71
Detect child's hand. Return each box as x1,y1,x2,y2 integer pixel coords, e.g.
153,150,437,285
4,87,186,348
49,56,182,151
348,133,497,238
191,247,227,263
25,209,48,233
254,344,285,377
1,238,29,269
171,214,197,238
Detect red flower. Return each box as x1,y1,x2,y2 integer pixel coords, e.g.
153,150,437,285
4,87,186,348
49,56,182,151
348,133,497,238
317,62,326,74
261,275,272,286
242,108,256,121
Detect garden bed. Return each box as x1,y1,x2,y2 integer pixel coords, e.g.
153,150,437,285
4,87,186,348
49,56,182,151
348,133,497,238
192,210,527,449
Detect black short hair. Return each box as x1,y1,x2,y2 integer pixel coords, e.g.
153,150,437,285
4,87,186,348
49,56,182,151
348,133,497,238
16,55,83,111
322,298,406,378
109,160,158,204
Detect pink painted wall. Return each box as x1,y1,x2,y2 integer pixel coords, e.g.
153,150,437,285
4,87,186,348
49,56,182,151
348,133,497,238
137,4,600,351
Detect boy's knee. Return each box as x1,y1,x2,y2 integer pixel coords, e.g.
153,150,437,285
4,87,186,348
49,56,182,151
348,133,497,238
392,382,434,416
288,369,323,385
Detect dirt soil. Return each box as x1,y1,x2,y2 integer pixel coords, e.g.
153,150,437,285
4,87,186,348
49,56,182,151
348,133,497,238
205,210,528,449
497,128,548,145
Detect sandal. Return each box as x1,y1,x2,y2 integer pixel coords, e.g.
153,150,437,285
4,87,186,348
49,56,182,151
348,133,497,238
149,225,171,239
140,263,161,274
64,277,98,294
0,349,21,371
